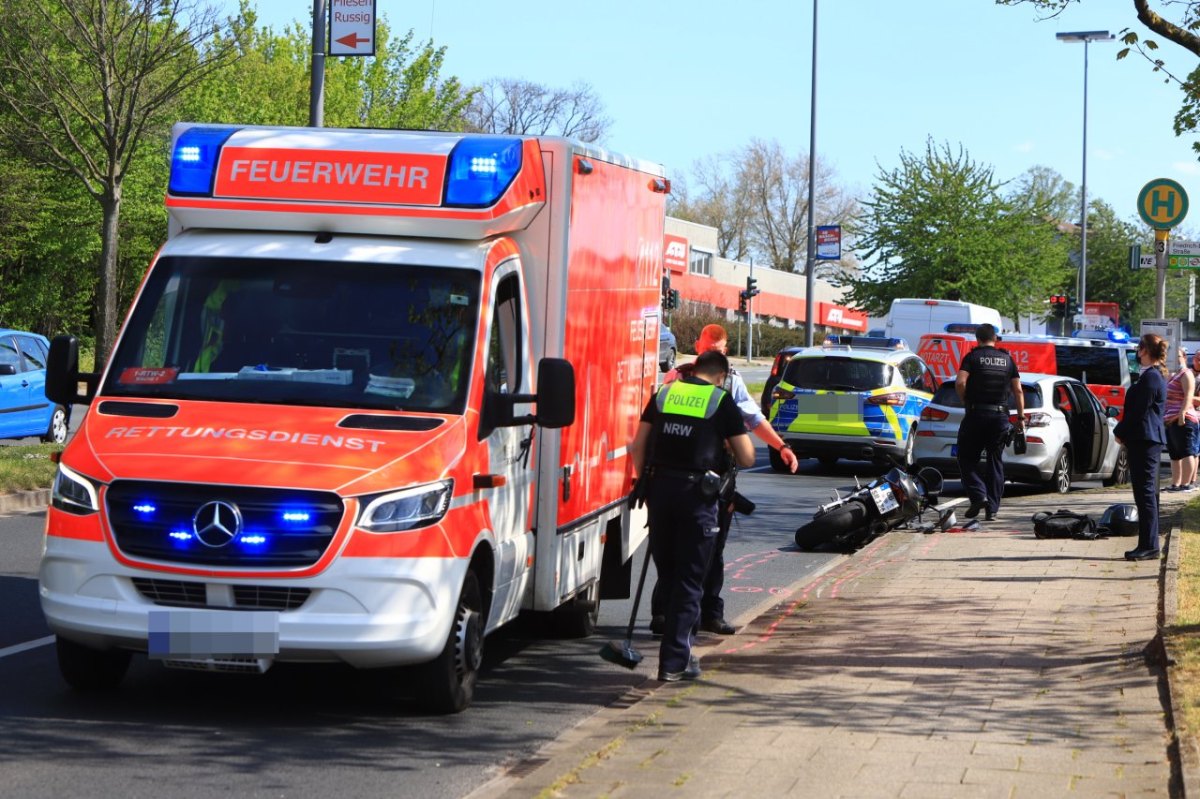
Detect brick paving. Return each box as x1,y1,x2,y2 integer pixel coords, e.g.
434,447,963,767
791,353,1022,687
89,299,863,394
471,487,1188,799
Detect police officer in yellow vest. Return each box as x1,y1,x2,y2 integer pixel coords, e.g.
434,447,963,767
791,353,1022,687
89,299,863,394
630,350,755,681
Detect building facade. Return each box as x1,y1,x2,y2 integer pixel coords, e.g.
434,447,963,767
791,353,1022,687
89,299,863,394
664,218,867,333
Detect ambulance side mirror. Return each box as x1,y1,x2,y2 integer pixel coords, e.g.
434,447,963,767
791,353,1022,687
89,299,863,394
46,335,97,405
479,357,575,439
533,358,575,429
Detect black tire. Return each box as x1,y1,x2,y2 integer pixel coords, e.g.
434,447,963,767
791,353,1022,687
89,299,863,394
56,637,131,692
1043,448,1071,494
1103,446,1130,487
660,348,676,373
900,428,916,468
417,571,484,714
549,580,600,638
43,405,68,444
795,500,870,551
816,455,838,471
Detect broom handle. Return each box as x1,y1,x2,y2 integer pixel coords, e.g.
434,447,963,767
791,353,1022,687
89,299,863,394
625,541,653,641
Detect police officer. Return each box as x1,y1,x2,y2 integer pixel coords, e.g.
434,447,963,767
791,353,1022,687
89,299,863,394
630,350,755,681
649,324,798,637
955,323,1024,521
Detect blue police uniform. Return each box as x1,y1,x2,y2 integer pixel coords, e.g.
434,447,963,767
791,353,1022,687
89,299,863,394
640,376,746,678
1114,365,1167,557
956,344,1019,518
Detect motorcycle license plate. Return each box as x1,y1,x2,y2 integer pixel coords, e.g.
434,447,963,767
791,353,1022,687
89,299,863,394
869,484,899,514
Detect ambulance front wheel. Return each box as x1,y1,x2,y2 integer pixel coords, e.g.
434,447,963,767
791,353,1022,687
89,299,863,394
417,571,484,714
56,636,131,691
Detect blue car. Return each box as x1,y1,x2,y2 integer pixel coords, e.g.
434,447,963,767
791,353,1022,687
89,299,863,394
0,329,69,443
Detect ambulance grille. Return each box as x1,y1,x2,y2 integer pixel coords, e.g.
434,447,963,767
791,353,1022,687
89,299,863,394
108,481,344,568
132,578,312,611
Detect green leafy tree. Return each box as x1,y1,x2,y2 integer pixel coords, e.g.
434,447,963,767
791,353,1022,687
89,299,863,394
184,5,472,130
0,0,241,367
998,1,1200,154
1078,199,1158,324
847,139,1072,329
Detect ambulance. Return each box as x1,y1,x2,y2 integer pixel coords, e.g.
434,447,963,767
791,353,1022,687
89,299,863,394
917,327,1133,417
39,123,667,713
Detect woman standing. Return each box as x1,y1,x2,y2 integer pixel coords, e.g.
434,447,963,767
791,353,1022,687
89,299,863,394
1165,347,1199,491
1114,334,1168,561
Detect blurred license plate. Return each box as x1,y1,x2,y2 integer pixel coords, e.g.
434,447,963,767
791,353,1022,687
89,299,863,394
869,484,899,514
807,394,856,416
148,610,280,659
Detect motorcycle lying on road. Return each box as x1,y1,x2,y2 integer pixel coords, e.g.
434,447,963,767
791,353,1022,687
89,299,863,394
794,466,955,552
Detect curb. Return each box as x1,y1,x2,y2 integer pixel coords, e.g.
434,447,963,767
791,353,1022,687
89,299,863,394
1165,522,1200,799
0,488,49,516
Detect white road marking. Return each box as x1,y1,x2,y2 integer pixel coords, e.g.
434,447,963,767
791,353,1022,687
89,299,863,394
0,635,54,659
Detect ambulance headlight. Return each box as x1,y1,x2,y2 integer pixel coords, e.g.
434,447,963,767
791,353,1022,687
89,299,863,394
51,464,100,515
168,127,237,196
358,480,453,532
444,137,522,207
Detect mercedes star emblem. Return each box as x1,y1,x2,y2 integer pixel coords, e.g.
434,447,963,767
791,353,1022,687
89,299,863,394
192,500,243,548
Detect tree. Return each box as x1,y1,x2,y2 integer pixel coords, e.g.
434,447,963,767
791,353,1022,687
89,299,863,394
463,78,609,141
998,1,1200,153
1008,165,1079,224
672,140,857,272
847,139,1073,326
1081,199,1158,322
0,0,241,367
667,153,754,262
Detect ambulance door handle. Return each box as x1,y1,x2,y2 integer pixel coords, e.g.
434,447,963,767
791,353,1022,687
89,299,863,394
473,474,507,489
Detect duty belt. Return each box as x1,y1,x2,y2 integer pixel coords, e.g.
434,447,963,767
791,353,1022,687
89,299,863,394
967,403,1008,414
647,465,706,482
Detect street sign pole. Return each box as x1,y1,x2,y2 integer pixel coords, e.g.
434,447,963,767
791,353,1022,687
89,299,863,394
1156,230,1169,317
308,0,326,126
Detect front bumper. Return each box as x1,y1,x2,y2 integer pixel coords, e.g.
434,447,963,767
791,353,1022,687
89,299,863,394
39,536,466,668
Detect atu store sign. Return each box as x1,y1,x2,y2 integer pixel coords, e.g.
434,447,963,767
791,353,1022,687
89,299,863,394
663,235,688,273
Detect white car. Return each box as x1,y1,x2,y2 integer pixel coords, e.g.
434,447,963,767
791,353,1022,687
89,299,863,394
912,372,1129,494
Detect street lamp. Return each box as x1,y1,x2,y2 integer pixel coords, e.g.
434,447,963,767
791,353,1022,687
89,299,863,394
804,0,818,346
1056,30,1114,323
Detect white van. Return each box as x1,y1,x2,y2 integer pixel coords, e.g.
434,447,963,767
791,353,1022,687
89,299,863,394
885,298,1002,350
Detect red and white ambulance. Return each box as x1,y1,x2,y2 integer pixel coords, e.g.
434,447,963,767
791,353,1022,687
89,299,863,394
40,123,667,712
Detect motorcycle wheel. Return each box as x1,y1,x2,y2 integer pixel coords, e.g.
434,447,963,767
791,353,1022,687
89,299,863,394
795,499,870,551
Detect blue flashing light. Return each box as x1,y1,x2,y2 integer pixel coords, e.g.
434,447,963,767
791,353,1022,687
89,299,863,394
168,127,236,197
169,530,193,542
444,137,523,208
239,534,267,546
1107,330,1130,343
281,510,312,523
132,503,157,515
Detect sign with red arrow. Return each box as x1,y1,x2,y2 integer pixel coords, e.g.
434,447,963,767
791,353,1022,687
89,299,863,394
329,0,376,56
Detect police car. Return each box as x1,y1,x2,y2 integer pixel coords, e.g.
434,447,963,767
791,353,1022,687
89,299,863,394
766,336,937,471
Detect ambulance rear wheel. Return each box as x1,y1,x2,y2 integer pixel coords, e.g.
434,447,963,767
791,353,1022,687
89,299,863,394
56,637,131,691
549,580,600,638
418,571,483,714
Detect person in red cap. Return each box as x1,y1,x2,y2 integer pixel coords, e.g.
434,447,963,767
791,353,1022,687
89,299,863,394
649,323,798,636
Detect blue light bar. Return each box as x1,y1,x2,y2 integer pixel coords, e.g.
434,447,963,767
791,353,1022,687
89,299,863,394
169,530,193,541
133,503,157,515
1107,330,1130,343
444,137,523,207
168,127,236,196
239,535,267,546
281,511,311,523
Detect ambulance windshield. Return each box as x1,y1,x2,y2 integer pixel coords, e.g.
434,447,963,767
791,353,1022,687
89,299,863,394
103,256,480,413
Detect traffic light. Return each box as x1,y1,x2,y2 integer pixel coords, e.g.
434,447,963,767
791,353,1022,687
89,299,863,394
661,275,671,311
738,290,748,314
668,289,680,310
746,276,759,298
1049,294,1068,317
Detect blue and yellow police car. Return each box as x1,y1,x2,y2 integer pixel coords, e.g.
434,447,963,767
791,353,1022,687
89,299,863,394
766,336,937,471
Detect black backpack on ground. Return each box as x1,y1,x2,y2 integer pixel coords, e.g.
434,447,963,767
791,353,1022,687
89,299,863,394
1031,509,1101,540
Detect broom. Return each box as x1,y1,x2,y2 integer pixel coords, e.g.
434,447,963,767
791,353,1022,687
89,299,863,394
598,543,652,669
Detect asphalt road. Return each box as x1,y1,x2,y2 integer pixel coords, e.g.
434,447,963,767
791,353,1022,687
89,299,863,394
0,447,1108,798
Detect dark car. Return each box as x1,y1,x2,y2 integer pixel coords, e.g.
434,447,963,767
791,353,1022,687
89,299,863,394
0,328,69,443
761,345,803,415
659,326,677,372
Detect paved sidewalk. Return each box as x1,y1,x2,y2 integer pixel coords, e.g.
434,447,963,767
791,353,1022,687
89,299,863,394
473,487,1189,799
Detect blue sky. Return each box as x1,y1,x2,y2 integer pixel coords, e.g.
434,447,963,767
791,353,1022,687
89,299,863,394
224,0,1200,235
